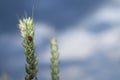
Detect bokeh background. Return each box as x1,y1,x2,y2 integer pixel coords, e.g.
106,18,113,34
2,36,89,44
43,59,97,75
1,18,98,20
0,0,120,80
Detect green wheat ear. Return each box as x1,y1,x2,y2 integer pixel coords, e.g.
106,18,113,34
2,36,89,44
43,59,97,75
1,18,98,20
50,37,60,80
18,17,38,80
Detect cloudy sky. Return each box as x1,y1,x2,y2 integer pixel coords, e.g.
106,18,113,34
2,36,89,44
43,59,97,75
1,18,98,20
0,0,120,80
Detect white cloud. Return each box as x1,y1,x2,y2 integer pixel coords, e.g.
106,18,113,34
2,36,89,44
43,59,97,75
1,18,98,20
97,27,118,49
80,1,120,30
39,26,119,63
58,28,97,60
37,47,51,64
34,22,55,46
60,66,83,80
59,27,119,61
39,1,120,62
94,6,120,24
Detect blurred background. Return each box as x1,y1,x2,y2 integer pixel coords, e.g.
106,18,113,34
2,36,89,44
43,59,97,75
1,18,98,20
0,0,120,80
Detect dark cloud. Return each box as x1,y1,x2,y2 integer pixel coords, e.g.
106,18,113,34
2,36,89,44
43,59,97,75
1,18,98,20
0,0,107,33
0,0,28,33
32,0,107,30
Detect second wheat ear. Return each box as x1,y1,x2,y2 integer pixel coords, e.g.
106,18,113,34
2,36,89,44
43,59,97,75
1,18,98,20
50,37,60,80
19,17,38,80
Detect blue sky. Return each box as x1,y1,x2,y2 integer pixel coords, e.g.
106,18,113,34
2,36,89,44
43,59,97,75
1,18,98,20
0,0,120,80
